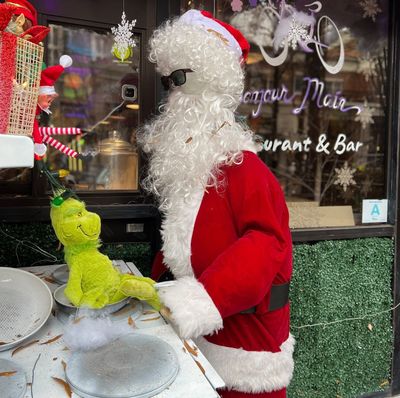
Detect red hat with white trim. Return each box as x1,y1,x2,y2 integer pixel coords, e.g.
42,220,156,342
179,10,250,62
5,0,37,25
39,55,73,96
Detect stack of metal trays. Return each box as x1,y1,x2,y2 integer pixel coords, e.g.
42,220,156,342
66,333,179,398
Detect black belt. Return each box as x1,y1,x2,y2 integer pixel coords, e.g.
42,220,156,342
240,283,290,314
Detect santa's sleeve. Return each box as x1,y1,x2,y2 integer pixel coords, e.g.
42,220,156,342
158,152,291,339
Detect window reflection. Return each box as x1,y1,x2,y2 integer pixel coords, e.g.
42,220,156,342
45,24,140,191
189,0,389,228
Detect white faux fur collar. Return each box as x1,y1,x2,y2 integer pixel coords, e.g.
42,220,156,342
161,188,204,278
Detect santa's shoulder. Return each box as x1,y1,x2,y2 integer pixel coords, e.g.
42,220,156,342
226,150,274,180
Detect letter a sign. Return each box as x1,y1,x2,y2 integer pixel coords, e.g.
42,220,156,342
362,200,388,223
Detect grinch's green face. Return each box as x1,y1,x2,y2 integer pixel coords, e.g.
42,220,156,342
50,198,101,247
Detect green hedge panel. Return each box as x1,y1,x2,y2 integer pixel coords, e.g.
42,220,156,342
289,238,393,398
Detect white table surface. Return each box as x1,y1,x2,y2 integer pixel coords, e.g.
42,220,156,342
0,261,224,398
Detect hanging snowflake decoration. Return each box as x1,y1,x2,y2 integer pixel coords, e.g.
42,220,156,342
334,162,357,192
283,17,312,51
359,0,382,22
355,100,374,130
111,11,137,63
357,54,377,82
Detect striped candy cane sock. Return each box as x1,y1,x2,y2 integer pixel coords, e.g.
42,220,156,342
42,135,79,158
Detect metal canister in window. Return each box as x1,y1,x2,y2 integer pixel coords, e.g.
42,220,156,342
98,130,138,190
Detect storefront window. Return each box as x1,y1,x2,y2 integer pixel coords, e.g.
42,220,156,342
45,24,140,191
183,0,390,228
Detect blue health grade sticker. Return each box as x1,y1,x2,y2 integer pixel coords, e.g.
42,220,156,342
362,200,388,224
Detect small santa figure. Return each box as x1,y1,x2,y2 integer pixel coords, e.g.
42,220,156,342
33,55,73,160
140,9,294,398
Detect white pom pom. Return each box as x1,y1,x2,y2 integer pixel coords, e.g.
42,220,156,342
34,143,47,156
59,55,73,68
63,309,131,352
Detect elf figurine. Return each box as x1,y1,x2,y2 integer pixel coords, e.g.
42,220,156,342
140,10,294,398
33,55,82,160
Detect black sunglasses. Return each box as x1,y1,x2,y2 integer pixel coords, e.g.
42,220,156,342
161,69,193,90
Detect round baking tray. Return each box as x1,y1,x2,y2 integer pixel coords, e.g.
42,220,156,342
54,284,130,316
0,267,53,352
66,333,179,398
0,359,26,398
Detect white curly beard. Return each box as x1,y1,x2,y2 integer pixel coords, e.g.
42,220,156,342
138,89,257,212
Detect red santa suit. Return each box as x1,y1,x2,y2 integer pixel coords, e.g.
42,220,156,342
153,150,294,397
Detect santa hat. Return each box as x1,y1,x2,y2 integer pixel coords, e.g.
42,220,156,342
39,55,73,96
5,0,37,25
179,10,250,62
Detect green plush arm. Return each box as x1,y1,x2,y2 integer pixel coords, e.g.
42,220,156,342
64,265,83,306
120,275,161,311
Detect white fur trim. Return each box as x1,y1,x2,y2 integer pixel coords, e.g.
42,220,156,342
39,86,56,95
161,188,204,278
158,276,223,339
195,334,295,393
179,10,242,59
59,54,73,68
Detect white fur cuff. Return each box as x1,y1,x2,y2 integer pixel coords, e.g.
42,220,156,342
195,334,295,393
158,276,223,339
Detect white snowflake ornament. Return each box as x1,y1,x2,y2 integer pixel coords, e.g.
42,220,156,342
358,55,377,82
355,100,374,130
111,11,137,62
285,17,311,50
359,0,382,22
334,161,356,192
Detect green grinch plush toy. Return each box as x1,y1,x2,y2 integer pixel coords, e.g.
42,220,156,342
50,193,161,310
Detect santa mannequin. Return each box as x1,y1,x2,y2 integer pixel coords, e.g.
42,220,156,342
33,55,73,160
139,10,294,398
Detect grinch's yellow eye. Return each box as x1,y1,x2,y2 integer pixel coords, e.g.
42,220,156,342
77,212,83,217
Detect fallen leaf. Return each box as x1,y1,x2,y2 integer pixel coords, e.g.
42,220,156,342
141,316,161,322
12,339,39,356
367,323,373,331
40,334,63,345
128,316,136,328
52,376,72,397
42,276,57,284
61,360,67,372
380,379,389,388
183,340,198,357
185,137,193,144
72,316,85,324
143,310,156,315
0,371,17,376
194,360,205,374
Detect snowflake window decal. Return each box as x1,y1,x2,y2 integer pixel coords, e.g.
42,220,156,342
359,0,382,22
111,11,137,63
334,162,357,192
